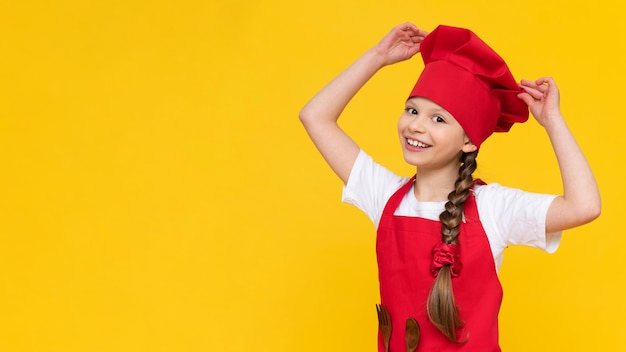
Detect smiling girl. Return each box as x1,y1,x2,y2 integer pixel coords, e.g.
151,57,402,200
299,23,601,351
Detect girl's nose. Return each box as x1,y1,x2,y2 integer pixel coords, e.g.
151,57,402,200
408,116,425,133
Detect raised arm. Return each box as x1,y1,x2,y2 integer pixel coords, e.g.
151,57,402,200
518,77,601,232
299,23,428,184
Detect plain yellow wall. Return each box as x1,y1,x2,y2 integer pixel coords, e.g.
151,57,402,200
0,0,624,351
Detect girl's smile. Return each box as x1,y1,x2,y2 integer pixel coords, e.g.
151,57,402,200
406,137,431,149
398,97,475,169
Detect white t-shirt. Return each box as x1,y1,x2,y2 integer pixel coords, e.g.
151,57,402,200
342,150,562,272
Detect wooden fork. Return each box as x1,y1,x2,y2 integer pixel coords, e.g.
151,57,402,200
376,304,392,352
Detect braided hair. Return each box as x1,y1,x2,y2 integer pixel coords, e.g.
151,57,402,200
426,150,478,343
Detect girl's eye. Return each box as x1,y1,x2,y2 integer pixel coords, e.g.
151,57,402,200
405,107,418,115
432,115,445,123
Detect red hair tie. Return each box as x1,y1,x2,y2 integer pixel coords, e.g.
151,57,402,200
430,242,462,277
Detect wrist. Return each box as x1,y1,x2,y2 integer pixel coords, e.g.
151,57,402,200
363,48,389,70
542,113,567,132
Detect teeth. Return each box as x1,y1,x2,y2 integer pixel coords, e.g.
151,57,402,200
408,139,429,148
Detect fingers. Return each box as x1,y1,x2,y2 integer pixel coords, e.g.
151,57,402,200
535,76,557,88
520,77,551,97
399,22,428,35
520,77,556,91
519,84,545,100
394,23,427,54
519,76,560,101
375,23,428,63
396,22,429,39
516,92,534,107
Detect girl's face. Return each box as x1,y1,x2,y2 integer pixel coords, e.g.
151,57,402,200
398,97,477,171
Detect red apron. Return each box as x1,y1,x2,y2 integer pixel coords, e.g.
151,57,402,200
377,176,503,351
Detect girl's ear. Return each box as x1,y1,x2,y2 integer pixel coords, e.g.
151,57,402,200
462,136,477,153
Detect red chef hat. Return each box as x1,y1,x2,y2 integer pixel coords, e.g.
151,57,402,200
409,25,529,149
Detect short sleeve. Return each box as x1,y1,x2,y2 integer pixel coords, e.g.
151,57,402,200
475,183,562,255
342,150,407,227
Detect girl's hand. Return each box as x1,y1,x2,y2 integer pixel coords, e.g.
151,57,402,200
517,77,562,127
372,23,428,66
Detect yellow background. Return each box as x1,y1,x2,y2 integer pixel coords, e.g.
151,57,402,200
0,1,624,351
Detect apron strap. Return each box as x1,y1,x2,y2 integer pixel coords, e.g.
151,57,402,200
381,176,416,216
464,178,486,223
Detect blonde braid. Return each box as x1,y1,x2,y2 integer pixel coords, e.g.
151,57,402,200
426,150,478,343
